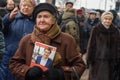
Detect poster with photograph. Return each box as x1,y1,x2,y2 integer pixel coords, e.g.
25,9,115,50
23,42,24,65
30,42,57,71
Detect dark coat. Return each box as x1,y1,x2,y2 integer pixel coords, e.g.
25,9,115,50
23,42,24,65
87,23,120,80
0,16,5,64
9,32,86,80
83,18,100,53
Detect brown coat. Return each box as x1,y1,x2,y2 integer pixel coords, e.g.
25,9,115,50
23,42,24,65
87,23,120,80
9,32,85,80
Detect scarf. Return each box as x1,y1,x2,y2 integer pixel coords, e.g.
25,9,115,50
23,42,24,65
31,22,61,44
31,23,62,67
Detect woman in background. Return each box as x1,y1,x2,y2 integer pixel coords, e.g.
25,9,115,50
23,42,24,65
87,11,120,80
0,0,36,80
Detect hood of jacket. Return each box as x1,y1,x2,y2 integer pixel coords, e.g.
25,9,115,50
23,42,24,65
62,9,75,20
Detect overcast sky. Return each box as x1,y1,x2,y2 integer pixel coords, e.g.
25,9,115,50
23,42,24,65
56,0,115,10
39,0,116,11
55,0,116,10
73,0,116,10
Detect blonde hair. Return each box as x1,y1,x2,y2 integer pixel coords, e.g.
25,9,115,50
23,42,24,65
20,0,36,6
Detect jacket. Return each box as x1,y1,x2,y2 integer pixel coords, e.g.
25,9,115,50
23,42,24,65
61,9,81,52
83,18,100,53
0,12,34,80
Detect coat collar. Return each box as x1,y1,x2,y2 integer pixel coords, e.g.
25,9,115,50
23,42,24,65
96,23,118,34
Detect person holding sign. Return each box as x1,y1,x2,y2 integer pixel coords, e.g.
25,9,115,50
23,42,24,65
9,3,86,80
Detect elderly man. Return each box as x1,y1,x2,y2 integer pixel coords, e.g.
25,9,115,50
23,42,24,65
6,0,15,12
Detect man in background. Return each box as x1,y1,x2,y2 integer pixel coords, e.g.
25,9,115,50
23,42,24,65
0,0,15,17
57,2,74,25
6,0,15,12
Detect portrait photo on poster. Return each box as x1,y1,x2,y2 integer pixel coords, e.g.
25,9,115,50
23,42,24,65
30,42,57,71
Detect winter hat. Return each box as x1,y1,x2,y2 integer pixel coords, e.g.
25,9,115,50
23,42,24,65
20,0,36,6
101,11,113,20
89,10,97,14
76,9,83,15
109,10,117,21
32,3,58,21
109,10,117,17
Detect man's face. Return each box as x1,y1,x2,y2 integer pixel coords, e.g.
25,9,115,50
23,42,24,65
6,2,15,11
65,3,73,10
89,13,97,20
43,49,51,59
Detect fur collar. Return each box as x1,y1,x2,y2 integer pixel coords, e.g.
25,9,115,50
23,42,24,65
95,23,118,34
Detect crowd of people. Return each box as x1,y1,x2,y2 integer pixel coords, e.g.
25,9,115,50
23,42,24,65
0,0,120,80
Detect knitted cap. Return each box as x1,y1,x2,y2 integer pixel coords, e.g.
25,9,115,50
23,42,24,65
101,11,113,20
32,3,58,21
20,0,36,6
76,9,83,15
